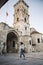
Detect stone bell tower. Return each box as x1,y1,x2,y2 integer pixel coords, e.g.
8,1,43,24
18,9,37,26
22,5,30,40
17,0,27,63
13,0,30,35
13,0,31,52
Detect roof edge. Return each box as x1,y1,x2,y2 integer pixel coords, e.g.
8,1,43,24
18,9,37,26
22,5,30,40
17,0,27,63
14,0,29,8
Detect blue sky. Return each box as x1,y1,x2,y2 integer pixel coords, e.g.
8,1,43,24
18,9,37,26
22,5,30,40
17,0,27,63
0,0,43,33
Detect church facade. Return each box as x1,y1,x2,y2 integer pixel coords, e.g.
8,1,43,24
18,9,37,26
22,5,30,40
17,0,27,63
0,0,43,53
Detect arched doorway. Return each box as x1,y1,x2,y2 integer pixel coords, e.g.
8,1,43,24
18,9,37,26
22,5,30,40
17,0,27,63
6,32,19,53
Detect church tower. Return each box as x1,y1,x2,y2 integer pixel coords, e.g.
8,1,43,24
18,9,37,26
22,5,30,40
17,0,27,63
13,0,30,35
13,0,31,52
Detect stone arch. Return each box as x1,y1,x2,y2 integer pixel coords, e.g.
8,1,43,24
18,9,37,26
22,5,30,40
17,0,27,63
6,30,19,53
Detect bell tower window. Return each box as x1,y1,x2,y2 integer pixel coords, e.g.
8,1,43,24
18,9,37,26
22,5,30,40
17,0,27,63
24,18,26,22
17,18,19,21
25,27,27,30
17,9,19,12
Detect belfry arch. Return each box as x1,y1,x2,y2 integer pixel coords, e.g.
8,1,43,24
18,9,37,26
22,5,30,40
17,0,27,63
6,31,19,53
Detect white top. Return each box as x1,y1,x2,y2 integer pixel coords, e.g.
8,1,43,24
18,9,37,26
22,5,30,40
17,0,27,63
19,44,24,50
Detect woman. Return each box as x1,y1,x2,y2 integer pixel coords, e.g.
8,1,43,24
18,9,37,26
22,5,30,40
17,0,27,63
19,42,25,59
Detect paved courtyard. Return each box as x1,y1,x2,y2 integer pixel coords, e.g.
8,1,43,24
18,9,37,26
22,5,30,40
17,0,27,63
0,52,43,65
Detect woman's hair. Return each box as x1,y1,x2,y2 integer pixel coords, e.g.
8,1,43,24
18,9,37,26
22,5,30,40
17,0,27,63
20,42,23,45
